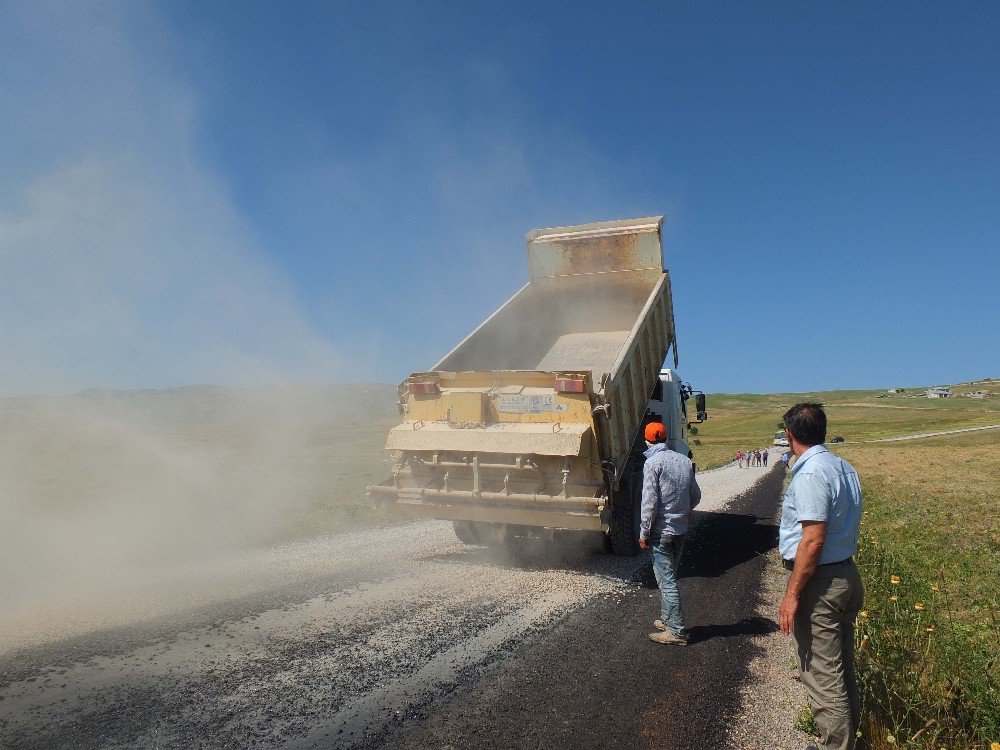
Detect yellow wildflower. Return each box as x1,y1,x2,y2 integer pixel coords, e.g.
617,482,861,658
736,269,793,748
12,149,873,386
990,742,999,750
859,611,869,619
930,583,939,592
890,595,898,602
914,602,925,611
926,626,935,632
890,575,900,585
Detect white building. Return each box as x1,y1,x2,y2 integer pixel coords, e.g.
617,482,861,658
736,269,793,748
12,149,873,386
926,387,952,398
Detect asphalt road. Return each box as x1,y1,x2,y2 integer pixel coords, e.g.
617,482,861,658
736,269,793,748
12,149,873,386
0,460,783,750
391,465,786,750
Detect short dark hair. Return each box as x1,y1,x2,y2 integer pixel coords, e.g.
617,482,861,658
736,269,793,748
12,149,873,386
782,403,827,446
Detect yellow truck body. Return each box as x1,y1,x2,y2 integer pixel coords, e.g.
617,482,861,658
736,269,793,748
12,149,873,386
369,217,701,554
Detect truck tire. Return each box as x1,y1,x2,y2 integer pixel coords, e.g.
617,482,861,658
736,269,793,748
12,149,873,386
609,458,644,556
452,520,480,545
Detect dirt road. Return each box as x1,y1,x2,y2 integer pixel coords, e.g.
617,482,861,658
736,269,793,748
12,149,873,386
861,423,999,442
0,456,783,750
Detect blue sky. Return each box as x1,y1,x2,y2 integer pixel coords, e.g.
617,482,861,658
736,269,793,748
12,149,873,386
2,1,997,395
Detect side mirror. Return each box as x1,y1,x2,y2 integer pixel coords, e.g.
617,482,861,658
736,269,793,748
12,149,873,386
696,393,707,421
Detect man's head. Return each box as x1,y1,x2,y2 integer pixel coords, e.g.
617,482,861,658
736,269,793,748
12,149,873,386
645,422,667,445
782,402,826,454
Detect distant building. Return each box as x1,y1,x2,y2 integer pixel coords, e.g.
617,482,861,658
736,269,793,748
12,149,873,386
926,387,952,398
966,391,987,399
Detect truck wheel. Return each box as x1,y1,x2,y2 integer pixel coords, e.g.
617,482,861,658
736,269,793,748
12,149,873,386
452,520,480,545
609,459,644,556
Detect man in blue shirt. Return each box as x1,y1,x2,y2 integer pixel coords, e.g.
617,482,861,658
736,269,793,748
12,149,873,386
638,422,701,645
778,403,864,750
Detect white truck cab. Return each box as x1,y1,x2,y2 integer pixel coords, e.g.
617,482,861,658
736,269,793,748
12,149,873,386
646,368,706,461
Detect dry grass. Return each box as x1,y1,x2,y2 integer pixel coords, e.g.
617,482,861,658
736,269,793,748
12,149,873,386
835,432,999,616
692,380,999,470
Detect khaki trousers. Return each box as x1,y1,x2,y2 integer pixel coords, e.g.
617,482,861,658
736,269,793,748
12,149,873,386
792,560,864,750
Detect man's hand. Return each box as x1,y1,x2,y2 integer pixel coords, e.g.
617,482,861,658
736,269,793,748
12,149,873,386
639,537,648,551
779,593,798,635
780,521,827,636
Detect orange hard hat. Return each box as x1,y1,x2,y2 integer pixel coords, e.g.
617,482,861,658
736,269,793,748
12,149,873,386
645,422,667,443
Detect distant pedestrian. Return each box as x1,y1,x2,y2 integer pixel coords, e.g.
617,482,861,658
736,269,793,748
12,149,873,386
778,403,864,750
781,452,789,468
754,450,761,467
639,422,701,646
762,449,768,467
736,450,743,467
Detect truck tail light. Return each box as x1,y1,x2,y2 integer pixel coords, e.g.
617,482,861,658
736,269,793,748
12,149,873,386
554,378,586,393
409,381,440,395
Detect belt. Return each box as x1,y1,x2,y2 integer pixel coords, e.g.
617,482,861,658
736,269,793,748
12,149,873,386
782,556,852,571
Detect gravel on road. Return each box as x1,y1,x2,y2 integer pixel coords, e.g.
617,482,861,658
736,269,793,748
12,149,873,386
0,450,794,750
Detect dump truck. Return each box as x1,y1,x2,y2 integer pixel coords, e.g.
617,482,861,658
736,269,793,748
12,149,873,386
368,216,706,555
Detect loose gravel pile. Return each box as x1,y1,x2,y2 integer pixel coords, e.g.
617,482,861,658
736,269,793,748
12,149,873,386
721,548,811,750
1,526,648,748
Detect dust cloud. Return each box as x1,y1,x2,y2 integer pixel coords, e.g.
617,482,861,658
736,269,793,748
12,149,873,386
0,385,397,650
435,270,657,375
0,5,381,646
0,3,636,653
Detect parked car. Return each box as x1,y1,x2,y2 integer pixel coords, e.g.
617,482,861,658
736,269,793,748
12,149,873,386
773,434,789,447
830,436,845,443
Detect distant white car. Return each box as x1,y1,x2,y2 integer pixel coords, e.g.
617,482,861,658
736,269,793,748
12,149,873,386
773,435,789,447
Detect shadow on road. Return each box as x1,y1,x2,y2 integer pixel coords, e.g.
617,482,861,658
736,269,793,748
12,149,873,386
686,615,779,644
681,508,779,579
630,507,779,590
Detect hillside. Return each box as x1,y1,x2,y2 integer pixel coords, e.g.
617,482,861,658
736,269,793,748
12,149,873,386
691,379,999,469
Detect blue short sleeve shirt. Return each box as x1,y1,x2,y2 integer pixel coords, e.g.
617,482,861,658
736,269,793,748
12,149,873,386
779,445,862,564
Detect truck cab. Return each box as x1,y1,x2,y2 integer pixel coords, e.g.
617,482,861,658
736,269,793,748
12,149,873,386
645,369,706,462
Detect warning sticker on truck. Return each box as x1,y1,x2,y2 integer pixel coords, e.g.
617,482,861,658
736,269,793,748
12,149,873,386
497,394,568,414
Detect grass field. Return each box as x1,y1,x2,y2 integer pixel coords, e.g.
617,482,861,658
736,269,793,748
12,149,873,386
833,431,999,749
691,380,1000,470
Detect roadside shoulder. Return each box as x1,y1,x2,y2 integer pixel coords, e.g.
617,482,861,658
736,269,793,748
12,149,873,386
722,468,810,750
